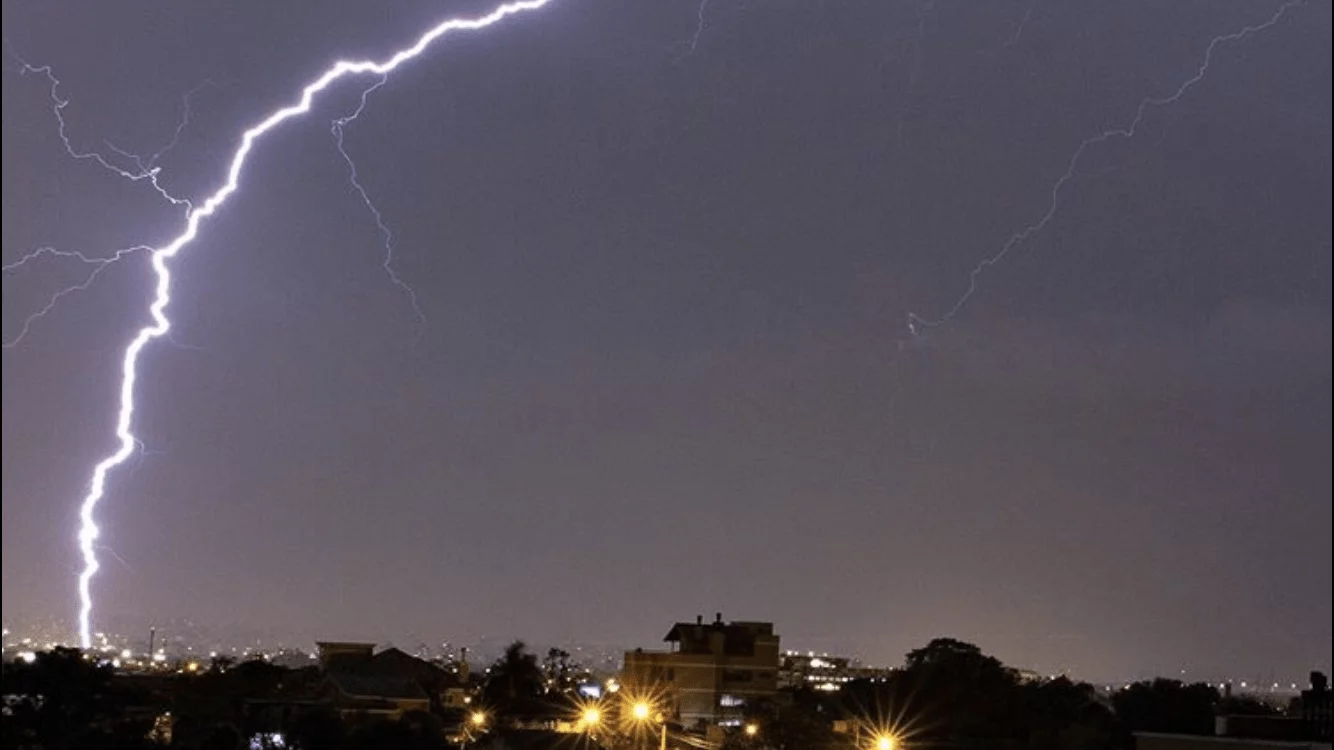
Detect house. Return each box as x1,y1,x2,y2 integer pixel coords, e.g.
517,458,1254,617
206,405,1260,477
315,641,466,720
622,614,780,729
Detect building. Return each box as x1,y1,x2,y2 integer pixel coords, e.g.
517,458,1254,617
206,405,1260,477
1136,733,1330,750
780,653,851,691
314,641,467,719
621,614,779,729
1135,674,1333,750
779,652,896,691
1301,673,1332,742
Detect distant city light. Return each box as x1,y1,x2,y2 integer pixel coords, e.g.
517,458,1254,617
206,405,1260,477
249,733,286,750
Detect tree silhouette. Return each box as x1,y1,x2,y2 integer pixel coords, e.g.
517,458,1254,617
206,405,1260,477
1112,679,1219,735
1,647,157,750
481,641,546,723
542,648,577,696
726,689,836,750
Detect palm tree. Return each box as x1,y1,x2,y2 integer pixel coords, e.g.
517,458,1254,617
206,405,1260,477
481,641,546,723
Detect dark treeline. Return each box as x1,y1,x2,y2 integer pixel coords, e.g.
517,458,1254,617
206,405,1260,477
1,638,1318,750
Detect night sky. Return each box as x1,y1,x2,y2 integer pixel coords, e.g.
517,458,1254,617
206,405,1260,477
2,0,1330,681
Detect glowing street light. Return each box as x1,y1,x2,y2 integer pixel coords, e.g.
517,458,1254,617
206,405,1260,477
875,735,897,750
633,702,652,721
745,723,759,737
470,711,487,728
582,707,602,727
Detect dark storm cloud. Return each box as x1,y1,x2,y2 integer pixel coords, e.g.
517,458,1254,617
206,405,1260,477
2,0,1329,680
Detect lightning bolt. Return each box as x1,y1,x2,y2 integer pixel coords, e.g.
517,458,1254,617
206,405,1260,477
687,0,713,55
2,246,151,348
105,78,218,177
907,0,1305,335
5,42,192,210
66,0,556,648
2,59,216,347
673,0,714,64
331,75,427,335
1002,0,1041,49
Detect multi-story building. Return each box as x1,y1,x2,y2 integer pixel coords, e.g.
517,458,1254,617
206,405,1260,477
779,651,897,691
622,614,780,729
780,653,852,691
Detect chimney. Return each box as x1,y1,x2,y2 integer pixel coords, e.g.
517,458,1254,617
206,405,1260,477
715,612,723,625
697,615,703,626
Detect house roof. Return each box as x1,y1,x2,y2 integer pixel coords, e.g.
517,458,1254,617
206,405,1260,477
327,670,428,702
323,646,450,701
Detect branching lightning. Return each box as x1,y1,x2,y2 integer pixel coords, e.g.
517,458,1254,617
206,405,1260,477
5,42,192,211
105,78,219,178
673,0,714,64
2,245,151,348
8,0,1302,649
59,0,555,648
907,0,1305,335
2,58,216,347
331,75,427,334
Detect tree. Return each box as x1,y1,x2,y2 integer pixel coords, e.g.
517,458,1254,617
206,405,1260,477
889,637,1025,740
729,690,837,750
481,641,547,723
1,647,157,750
542,648,576,695
1112,679,1219,735
1218,695,1281,717
839,639,1118,750
1020,677,1118,750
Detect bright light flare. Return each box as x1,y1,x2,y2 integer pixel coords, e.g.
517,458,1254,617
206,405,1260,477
71,0,556,649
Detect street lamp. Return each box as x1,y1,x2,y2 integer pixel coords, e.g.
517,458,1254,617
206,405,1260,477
628,699,667,750
470,711,487,729
875,735,896,750
582,707,602,728
744,723,759,737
